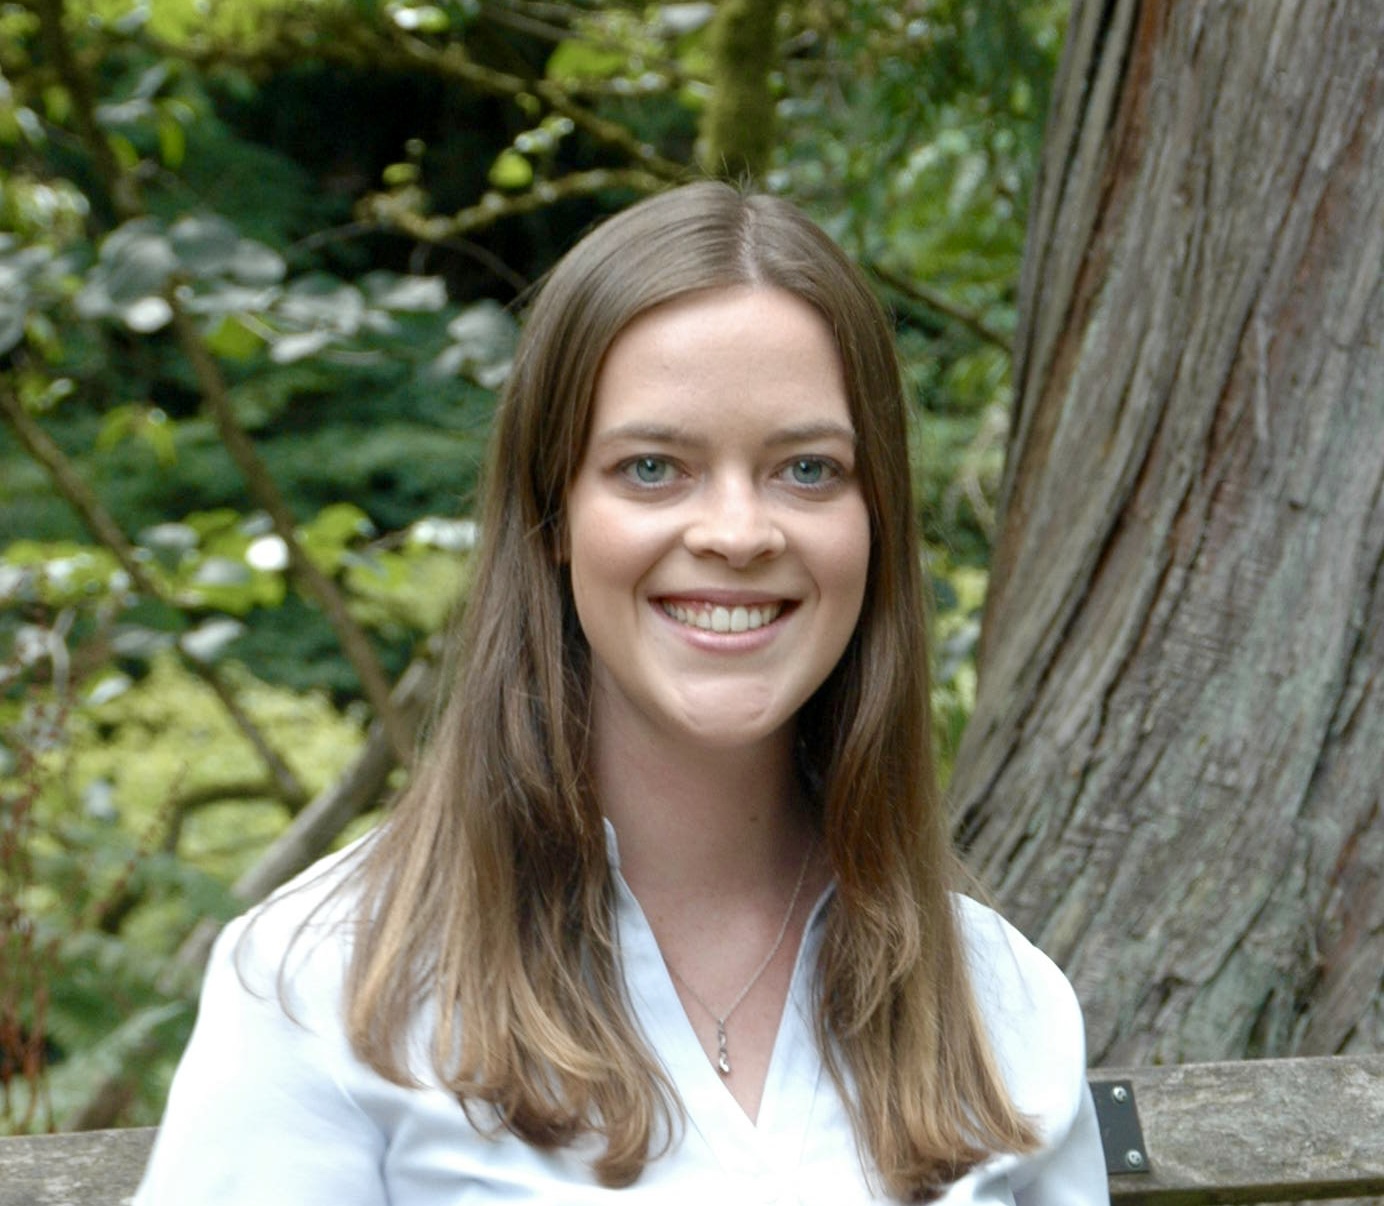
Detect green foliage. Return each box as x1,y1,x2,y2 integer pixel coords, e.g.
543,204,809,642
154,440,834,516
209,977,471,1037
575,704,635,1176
775,0,1061,564
2,649,369,1122
0,0,1063,1132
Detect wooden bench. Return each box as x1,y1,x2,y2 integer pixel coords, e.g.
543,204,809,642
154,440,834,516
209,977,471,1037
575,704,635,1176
1,1055,1380,1206
1090,1056,1384,1205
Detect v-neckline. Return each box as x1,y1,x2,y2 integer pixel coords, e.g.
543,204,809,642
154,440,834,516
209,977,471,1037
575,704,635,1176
612,851,835,1174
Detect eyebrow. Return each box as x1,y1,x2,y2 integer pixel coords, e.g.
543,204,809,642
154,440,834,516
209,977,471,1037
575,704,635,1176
592,420,857,447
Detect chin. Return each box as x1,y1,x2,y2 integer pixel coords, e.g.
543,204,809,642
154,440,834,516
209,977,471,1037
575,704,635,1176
668,706,794,752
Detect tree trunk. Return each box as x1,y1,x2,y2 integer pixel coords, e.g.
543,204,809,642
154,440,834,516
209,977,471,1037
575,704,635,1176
950,0,1383,1067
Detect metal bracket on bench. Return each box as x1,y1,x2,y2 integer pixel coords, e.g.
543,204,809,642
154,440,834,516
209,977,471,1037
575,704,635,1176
1090,1079,1150,1175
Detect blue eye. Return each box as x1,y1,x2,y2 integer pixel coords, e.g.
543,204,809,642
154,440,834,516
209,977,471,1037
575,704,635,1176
785,458,837,487
623,456,675,485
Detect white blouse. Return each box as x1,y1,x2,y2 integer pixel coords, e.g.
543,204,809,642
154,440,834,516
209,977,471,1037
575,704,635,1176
135,830,1109,1205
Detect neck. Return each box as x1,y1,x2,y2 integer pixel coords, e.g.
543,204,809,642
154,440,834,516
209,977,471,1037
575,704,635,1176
593,716,811,898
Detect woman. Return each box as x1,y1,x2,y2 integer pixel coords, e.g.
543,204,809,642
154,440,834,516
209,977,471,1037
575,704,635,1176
136,182,1107,1203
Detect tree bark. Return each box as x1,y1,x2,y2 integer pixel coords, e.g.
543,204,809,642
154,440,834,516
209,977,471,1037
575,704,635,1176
950,0,1383,1067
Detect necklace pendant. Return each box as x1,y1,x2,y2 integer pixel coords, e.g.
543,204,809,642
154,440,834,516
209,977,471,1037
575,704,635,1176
716,1021,731,1076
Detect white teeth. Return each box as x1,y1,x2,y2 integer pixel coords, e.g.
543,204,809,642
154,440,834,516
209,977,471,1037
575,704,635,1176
661,601,783,632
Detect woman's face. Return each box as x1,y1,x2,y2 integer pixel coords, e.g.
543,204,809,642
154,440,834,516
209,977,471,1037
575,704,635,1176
564,286,871,758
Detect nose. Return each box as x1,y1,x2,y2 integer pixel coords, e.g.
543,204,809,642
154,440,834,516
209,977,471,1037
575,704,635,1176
683,479,786,567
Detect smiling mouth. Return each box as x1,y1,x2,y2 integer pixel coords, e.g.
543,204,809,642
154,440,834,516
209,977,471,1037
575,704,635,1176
659,600,786,633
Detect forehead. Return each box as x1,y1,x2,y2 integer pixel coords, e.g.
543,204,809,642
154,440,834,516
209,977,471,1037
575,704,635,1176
587,286,851,436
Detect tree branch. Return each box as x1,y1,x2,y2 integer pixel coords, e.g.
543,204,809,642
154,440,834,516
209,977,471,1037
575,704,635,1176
363,167,666,243
168,307,416,766
382,33,688,182
93,778,287,935
699,0,782,181
867,261,1014,354
29,0,142,220
152,21,688,183
0,382,309,811
196,672,310,810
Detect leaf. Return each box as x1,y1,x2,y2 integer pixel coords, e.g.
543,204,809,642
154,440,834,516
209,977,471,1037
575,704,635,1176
137,522,199,554
182,510,244,541
98,220,178,304
409,516,477,552
179,617,246,663
85,673,134,708
547,39,629,82
388,3,449,32
111,5,149,34
345,545,466,635
115,131,141,166
0,301,25,354
131,63,170,102
302,502,375,547
106,625,176,660
97,405,175,465
0,563,34,603
230,241,287,287
444,299,517,360
191,556,251,587
121,295,173,332
95,98,154,128
16,107,46,147
169,214,242,277
244,534,289,571
139,414,177,466
488,149,533,191
299,503,375,572
656,3,716,36
73,278,114,320
186,281,279,319
41,84,72,125
436,299,518,386
270,329,335,364
204,313,264,360
277,273,365,332
1,542,124,604
361,271,447,312
83,777,119,821
175,550,283,612
158,112,186,168
74,224,171,320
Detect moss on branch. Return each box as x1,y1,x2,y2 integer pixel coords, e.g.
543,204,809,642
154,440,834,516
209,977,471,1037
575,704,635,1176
699,0,782,181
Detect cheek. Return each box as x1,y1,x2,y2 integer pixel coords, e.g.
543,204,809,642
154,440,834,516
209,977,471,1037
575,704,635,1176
566,499,659,617
567,524,610,623
823,503,872,622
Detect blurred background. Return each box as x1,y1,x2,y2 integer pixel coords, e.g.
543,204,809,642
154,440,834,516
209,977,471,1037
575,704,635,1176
0,0,1064,1132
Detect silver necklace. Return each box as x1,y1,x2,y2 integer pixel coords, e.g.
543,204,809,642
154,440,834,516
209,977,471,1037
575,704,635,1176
665,840,815,1077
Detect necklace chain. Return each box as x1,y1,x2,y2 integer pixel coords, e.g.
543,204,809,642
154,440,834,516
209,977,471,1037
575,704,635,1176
665,839,815,1077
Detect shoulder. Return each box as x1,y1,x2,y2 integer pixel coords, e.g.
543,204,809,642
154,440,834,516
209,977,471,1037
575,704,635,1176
213,835,374,1023
136,837,391,1204
952,894,1088,1141
952,894,1081,1036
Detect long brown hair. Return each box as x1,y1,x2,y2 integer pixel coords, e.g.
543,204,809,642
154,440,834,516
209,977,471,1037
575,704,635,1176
338,182,1037,1197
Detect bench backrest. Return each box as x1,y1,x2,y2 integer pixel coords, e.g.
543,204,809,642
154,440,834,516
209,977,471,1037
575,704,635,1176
1093,1054,1384,1205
